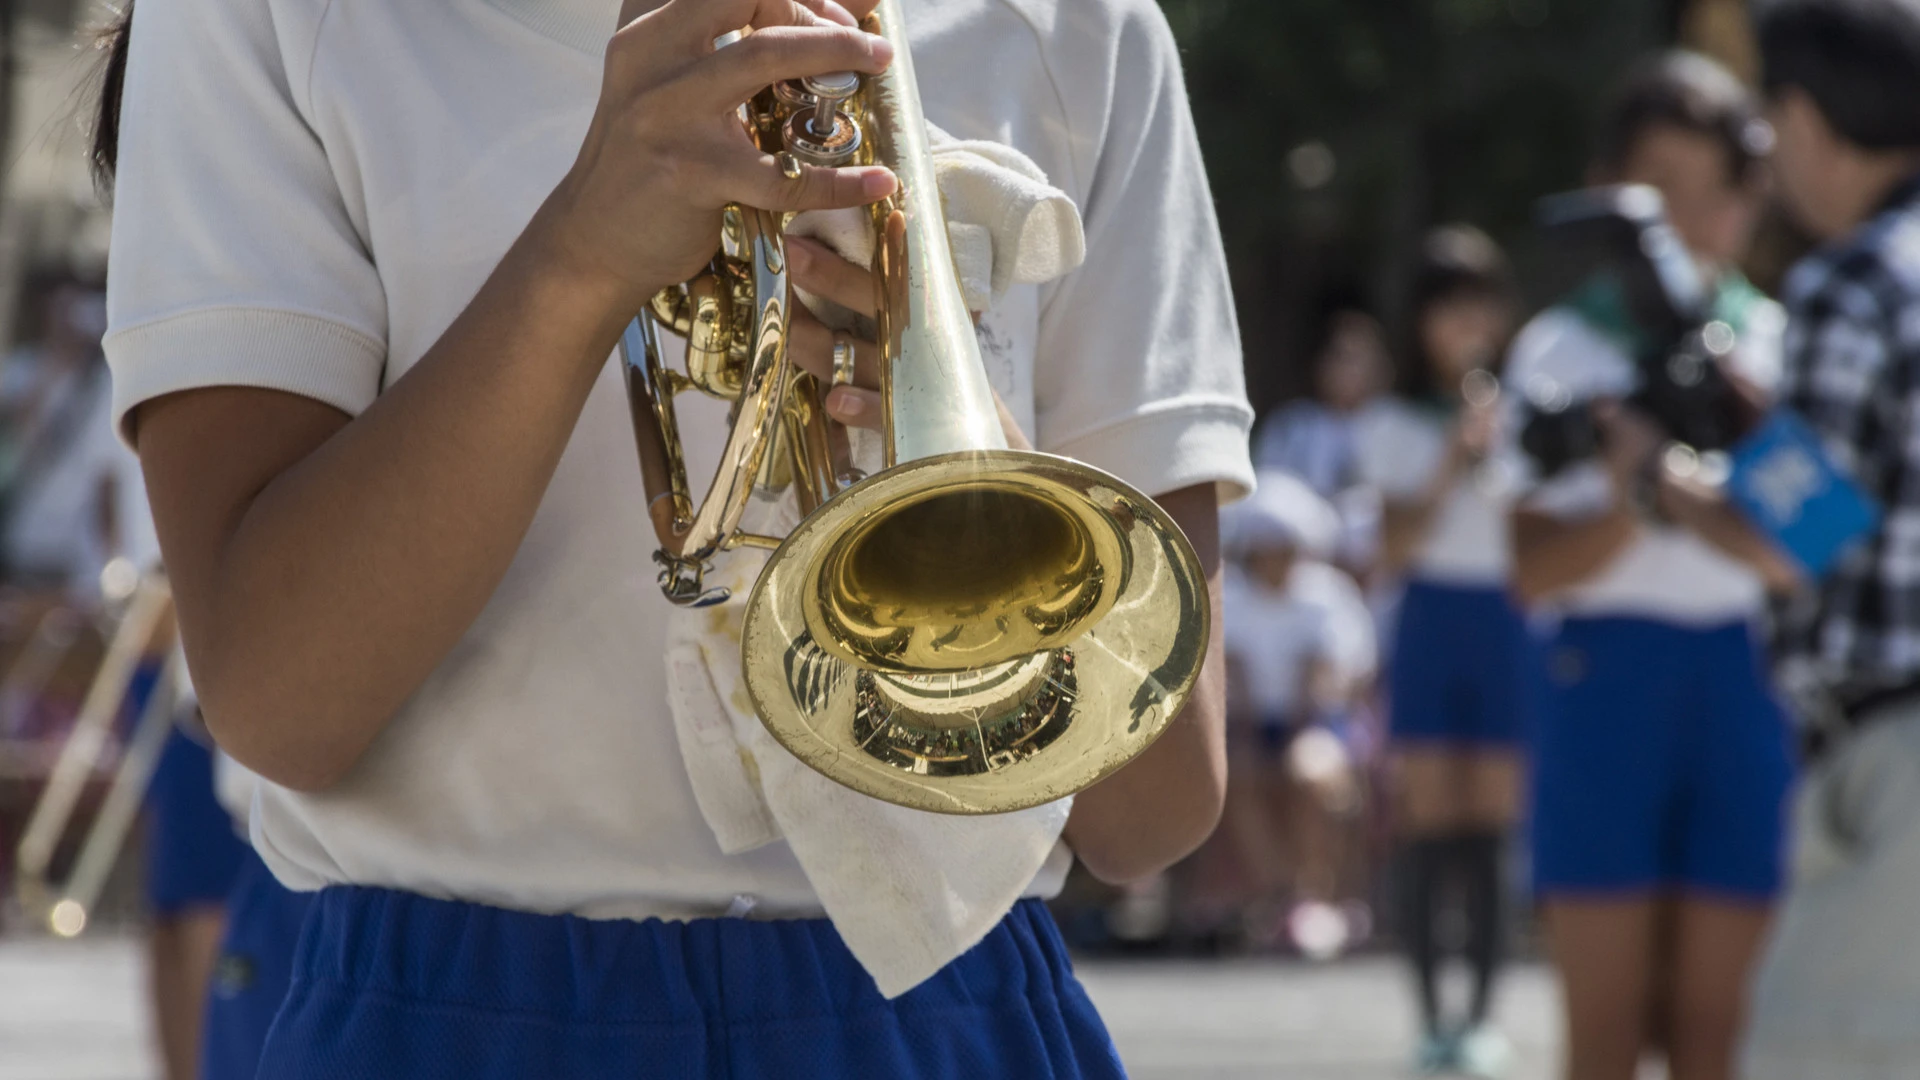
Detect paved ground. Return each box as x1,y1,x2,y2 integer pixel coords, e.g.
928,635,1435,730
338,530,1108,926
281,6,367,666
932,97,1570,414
0,935,1564,1079
1079,957,1563,1080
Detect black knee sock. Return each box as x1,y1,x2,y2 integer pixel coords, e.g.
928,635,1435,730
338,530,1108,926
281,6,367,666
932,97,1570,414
1398,837,1450,1035
1454,830,1507,1027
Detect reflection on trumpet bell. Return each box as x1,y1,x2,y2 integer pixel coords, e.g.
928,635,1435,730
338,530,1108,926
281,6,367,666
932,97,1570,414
744,452,1208,816
803,476,1122,674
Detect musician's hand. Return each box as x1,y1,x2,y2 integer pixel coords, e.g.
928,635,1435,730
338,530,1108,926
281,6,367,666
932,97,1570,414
787,236,1034,447
532,0,896,315
787,237,884,428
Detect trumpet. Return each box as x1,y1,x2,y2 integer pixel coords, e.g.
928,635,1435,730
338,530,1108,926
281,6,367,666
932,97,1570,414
15,569,180,936
622,0,1210,815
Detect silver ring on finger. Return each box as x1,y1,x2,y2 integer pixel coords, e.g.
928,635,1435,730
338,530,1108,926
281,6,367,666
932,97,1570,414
830,333,857,389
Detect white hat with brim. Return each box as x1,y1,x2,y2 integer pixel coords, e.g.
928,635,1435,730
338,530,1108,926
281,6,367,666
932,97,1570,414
1221,469,1341,561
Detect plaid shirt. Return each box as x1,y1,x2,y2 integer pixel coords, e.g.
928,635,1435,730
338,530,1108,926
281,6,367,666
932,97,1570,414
1774,174,1920,731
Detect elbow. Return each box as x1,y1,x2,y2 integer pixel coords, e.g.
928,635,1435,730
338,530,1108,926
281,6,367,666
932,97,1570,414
1072,765,1227,888
1509,563,1553,609
195,672,374,794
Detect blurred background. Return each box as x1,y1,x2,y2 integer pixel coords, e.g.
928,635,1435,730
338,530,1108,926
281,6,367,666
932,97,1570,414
0,1,1778,1078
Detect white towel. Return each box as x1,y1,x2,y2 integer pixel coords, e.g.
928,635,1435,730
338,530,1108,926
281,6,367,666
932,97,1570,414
664,129,1088,999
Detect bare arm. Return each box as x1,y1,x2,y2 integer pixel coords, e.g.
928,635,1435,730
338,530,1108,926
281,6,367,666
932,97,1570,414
1064,484,1227,885
1655,470,1803,594
1510,503,1639,607
131,0,895,791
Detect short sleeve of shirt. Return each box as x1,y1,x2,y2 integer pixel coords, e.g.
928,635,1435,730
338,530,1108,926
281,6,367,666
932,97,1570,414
1029,1,1254,503
1354,400,1445,500
104,0,388,439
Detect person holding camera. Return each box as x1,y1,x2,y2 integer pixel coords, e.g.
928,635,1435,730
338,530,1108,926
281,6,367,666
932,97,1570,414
1740,2,1920,1075
1504,53,1799,1080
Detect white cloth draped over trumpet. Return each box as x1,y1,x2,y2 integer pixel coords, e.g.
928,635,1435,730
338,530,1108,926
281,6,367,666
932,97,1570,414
665,131,1090,999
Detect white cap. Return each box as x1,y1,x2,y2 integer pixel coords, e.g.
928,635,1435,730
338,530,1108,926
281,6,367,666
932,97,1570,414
1222,470,1341,561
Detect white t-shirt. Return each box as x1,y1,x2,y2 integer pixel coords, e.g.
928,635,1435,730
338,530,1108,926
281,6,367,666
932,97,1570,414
1223,561,1374,722
105,0,1254,917
1353,398,1514,586
1504,301,1785,625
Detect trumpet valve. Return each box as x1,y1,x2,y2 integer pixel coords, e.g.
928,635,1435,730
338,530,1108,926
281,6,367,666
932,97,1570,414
775,74,864,167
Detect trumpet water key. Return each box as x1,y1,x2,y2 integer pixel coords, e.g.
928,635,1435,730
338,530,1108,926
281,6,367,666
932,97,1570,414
621,0,1210,815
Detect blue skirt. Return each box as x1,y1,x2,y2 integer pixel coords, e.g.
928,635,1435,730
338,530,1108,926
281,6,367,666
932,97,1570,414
142,724,248,916
1531,616,1795,898
1387,579,1530,748
258,889,1126,1079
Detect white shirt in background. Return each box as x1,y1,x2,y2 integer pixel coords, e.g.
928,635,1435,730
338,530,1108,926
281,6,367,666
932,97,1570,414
1253,400,1381,565
104,0,1254,916
1353,397,1515,586
3,359,158,592
1224,561,1376,722
1504,303,1785,626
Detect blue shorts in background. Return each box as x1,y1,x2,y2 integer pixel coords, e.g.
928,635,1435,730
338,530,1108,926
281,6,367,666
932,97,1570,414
202,849,313,1080
257,889,1123,1080
1530,616,1795,900
1388,579,1530,748
142,720,248,917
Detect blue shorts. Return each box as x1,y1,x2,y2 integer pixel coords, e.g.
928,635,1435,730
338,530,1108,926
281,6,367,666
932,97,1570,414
1388,579,1529,747
203,849,313,1080
143,724,248,916
1531,616,1796,900
258,889,1124,1080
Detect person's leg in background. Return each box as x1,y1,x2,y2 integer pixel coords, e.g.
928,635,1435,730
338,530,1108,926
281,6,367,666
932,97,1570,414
1451,590,1531,1065
1544,899,1659,1080
1660,622,1791,1080
1459,752,1524,1036
149,905,227,1080
143,723,249,1080
1532,617,1680,1080
1667,899,1772,1080
1390,582,1480,1066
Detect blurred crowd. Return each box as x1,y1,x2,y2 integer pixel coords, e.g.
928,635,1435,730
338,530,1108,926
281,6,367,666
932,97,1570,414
1074,4,1920,1076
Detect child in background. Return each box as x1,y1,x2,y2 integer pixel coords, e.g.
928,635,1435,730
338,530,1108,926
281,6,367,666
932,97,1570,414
1220,471,1377,956
1507,52,1796,1080
1253,291,1393,570
1356,225,1524,1077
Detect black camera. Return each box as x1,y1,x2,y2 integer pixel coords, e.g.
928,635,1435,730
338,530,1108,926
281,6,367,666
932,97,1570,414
1517,185,1749,478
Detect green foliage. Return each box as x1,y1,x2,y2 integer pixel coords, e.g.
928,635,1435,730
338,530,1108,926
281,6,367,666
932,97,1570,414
1159,0,1673,407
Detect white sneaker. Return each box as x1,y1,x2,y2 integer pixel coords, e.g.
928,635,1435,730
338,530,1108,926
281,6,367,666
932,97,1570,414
1454,1025,1513,1079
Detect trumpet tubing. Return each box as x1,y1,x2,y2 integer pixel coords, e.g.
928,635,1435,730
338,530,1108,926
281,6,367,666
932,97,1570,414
621,0,1210,814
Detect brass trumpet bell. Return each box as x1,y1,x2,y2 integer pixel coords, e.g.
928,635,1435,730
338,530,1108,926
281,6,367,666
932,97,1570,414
744,451,1208,815
622,0,1210,814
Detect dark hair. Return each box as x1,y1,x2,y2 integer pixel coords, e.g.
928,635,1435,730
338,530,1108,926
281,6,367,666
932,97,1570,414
91,2,135,194
1303,280,1373,370
1595,50,1772,185
1759,0,1920,150
1397,225,1514,400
